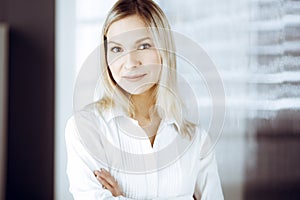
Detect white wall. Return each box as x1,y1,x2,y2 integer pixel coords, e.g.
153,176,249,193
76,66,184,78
55,1,116,199
55,0,76,199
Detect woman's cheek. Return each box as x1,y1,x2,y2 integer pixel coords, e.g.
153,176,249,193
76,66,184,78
108,65,121,83
140,50,159,64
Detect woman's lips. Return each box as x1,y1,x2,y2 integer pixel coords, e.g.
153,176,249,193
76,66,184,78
122,74,146,82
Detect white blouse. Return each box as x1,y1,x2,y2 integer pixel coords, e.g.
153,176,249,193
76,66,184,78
65,103,224,200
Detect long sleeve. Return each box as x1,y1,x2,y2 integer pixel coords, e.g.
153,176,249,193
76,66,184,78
65,116,134,200
193,150,224,200
193,128,224,200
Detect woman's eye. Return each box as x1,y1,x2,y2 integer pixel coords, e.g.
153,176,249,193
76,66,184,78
138,43,151,50
110,47,123,53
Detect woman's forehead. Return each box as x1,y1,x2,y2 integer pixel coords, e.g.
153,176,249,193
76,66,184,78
106,15,152,42
107,29,153,46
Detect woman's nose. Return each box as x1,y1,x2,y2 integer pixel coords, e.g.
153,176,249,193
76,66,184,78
124,50,141,69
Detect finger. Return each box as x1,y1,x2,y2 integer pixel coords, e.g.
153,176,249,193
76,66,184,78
94,170,102,183
100,168,111,176
99,169,117,187
99,176,114,192
94,172,109,190
94,172,104,185
94,169,116,188
100,177,123,197
94,170,101,177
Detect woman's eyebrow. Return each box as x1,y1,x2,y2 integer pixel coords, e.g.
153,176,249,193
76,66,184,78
135,36,151,44
108,36,151,46
107,41,122,46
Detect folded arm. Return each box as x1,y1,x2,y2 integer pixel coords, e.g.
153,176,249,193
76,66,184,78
65,116,134,200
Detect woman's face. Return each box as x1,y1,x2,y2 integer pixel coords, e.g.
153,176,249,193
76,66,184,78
106,15,162,95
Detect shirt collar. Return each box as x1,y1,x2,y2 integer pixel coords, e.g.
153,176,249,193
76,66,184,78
102,105,127,122
101,104,180,130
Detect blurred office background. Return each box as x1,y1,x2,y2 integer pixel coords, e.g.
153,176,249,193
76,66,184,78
0,0,300,199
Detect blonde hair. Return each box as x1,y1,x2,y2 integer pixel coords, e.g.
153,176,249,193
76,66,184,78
97,0,195,138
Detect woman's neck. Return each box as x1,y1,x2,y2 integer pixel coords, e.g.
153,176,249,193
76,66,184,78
130,86,156,120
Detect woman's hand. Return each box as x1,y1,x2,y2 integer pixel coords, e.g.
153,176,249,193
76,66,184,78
94,168,124,197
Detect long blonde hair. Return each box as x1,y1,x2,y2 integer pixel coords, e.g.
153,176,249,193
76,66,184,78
97,0,195,138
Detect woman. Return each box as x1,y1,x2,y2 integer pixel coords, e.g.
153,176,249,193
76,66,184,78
65,0,224,199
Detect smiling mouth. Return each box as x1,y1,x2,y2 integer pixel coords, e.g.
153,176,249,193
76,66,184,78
122,74,146,82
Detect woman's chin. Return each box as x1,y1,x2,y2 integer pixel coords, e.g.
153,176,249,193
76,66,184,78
121,84,155,96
